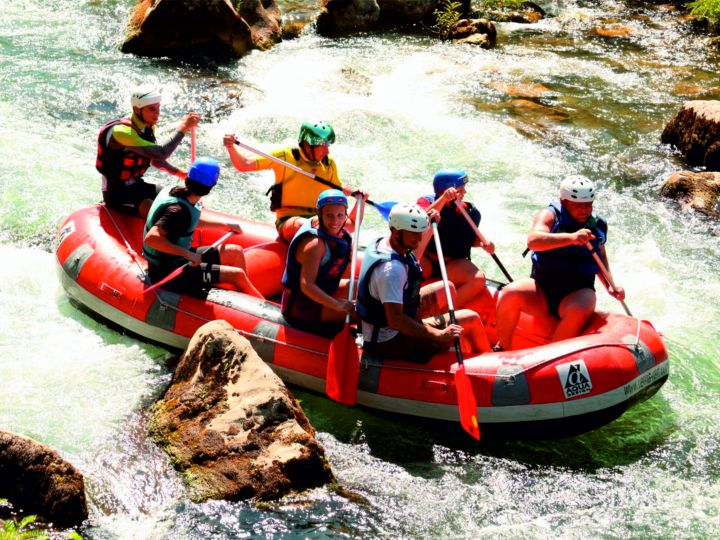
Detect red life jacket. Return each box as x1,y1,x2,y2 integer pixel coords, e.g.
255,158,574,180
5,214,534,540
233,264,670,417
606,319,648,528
96,118,156,182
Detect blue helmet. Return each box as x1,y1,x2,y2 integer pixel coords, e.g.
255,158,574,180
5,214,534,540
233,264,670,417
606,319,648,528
433,168,468,195
317,189,348,210
187,157,220,187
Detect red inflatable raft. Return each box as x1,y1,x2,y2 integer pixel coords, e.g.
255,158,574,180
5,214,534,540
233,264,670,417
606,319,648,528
54,204,669,438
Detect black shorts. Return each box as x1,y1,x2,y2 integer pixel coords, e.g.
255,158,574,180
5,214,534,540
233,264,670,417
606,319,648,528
103,177,160,215
148,246,222,297
532,267,595,319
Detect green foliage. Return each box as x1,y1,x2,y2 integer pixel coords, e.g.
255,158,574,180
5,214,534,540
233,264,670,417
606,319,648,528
434,0,463,40
688,0,720,26
0,516,48,540
474,0,524,9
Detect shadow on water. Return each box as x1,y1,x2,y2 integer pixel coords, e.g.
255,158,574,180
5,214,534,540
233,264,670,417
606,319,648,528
294,385,676,475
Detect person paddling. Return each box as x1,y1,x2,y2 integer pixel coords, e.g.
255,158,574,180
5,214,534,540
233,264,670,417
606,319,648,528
223,121,366,243
416,168,495,310
97,86,200,217
281,189,363,335
142,157,262,298
495,176,625,350
356,203,490,363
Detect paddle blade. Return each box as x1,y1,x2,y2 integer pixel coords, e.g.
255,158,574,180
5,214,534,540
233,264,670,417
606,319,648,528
326,325,360,405
369,200,397,221
455,364,481,440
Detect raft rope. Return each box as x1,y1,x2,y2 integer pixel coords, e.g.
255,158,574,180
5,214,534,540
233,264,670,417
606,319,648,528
102,205,647,381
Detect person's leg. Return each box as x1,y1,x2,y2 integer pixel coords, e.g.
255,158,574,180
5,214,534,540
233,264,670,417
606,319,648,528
277,216,309,244
217,266,264,298
198,245,263,298
446,258,486,309
427,310,491,354
418,281,455,318
553,288,596,341
495,278,549,350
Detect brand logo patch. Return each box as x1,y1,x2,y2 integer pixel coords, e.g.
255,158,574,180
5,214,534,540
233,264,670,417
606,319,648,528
556,360,593,399
57,220,75,246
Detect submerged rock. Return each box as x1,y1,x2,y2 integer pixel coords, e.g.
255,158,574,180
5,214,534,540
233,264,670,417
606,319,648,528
121,0,282,58
661,100,720,170
450,18,496,48
0,430,87,528
149,320,334,502
661,170,720,219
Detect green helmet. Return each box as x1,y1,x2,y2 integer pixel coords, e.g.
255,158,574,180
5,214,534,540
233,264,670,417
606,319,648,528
298,121,336,146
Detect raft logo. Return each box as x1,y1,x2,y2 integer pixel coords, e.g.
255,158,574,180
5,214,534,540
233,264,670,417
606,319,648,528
556,360,592,399
58,220,75,246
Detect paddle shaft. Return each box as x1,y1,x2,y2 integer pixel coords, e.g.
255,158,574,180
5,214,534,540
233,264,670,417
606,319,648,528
431,222,463,365
585,242,632,316
144,230,235,293
234,139,389,214
345,195,364,322
454,202,514,283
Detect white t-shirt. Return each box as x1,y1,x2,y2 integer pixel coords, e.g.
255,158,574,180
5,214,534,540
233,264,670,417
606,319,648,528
361,237,409,343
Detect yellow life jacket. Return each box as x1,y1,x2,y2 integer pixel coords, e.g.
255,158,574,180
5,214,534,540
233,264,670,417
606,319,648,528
262,147,341,219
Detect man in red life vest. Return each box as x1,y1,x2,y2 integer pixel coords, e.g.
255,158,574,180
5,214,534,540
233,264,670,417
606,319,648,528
96,86,200,217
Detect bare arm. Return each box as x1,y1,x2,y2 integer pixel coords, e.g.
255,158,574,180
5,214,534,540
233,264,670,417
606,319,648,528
527,209,595,252
223,134,258,172
144,225,200,265
384,302,455,345
297,237,354,315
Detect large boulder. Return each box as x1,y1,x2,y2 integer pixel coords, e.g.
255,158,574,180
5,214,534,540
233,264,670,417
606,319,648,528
121,0,282,58
450,18,496,48
0,430,87,528
660,170,720,219
317,0,471,35
149,320,334,502
661,100,720,170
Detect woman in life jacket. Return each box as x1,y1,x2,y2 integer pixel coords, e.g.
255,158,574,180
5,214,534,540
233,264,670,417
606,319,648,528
280,189,363,335
494,176,625,351
415,168,495,311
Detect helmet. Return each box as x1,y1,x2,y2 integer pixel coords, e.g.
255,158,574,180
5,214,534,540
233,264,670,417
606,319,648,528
317,189,348,210
131,85,162,109
559,175,596,202
389,203,430,233
433,168,468,195
187,157,220,187
298,121,336,146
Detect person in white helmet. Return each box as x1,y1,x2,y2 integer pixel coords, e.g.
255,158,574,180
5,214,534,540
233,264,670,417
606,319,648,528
356,203,491,363
96,85,200,217
495,176,625,351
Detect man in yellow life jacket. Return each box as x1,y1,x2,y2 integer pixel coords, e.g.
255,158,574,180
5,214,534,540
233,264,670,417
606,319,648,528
223,121,364,243
96,85,200,217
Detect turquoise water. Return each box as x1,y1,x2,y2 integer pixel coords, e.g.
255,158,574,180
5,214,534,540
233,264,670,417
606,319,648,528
1,0,719,537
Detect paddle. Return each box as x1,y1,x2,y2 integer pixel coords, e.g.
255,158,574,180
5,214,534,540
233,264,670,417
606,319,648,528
431,221,481,440
190,126,196,163
143,231,235,294
326,195,364,404
233,139,397,220
586,242,632,316
454,201,513,283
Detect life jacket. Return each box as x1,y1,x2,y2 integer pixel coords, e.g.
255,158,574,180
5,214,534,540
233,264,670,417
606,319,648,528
419,196,480,259
281,220,351,296
96,117,156,182
266,148,338,216
531,200,607,280
356,236,423,340
142,186,201,267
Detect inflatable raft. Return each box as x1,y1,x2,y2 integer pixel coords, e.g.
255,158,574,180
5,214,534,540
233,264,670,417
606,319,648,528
54,204,669,438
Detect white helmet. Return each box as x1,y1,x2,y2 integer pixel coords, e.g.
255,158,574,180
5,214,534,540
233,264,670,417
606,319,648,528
559,175,596,202
389,203,430,233
131,85,162,109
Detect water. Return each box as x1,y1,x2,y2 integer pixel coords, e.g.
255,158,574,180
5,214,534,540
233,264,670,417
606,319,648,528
1,0,719,537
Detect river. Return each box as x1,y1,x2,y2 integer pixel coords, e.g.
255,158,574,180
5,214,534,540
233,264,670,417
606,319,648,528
1,0,719,538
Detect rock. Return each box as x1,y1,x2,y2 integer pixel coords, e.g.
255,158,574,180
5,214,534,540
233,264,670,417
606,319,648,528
0,430,87,528
450,18,496,47
660,171,720,218
480,2,545,24
317,0,471,35
590,23,635,39
661,100,720,170
487,80,552,99
121,0,282,58
149,320,334,502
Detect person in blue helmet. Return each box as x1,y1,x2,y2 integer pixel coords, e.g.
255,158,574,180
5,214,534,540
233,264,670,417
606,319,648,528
495,176,625,350
416,168,495,310
143,157,263,298
281,189,363,335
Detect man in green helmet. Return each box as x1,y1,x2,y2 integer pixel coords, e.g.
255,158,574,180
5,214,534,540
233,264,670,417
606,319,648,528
223,121,365,243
